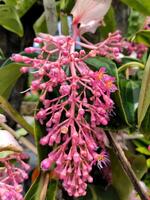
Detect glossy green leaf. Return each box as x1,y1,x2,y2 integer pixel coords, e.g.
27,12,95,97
0,63,24,98
0,5,23,36
138,54,150,127
33,12,48,34
120,0,150,16
0,96,34,136
85,56,130,128
119,80,141,124
101,6,116,39
132,30,150,47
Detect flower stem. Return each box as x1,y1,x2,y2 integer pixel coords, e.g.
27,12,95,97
106,131,149,200
118,62,144,73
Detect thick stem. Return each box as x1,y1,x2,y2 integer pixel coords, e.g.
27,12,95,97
106,131,149,200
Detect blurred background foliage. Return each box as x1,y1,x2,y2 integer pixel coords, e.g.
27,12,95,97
0,0,150,199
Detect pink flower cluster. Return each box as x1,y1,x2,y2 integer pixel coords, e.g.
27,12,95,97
0,153,30,200
122,40,147,59
12,31,118,197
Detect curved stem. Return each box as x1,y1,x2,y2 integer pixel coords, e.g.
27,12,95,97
106,131,149,200
118,62,144,73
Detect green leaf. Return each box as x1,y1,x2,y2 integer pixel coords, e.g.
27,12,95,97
140,105,150,137
0,96,34,136
138,54,150,127
119,80,141,124
0,63,24,98
60,0,75,14
60,12,69,35
34,118,49,164
136,146,150,155
85,56,130,128
25,172,58,200
101,6,116,39
147,158,150,168
127,9,146,37
110,150,147,200
120,0,150,16
132,30,150,47
0,48,5,60
47,180,58,200
15,0,37,17
33,12,48,34
0,5,23,36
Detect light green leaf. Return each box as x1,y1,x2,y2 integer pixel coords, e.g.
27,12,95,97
15,0,37,17
136,146,150,156
120,0,150,16
147,158,150,168
0,5,23,36
138,54,150,127
33,12,48,34
132,30,150,47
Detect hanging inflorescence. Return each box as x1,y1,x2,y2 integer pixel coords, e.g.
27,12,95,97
11,30,122,197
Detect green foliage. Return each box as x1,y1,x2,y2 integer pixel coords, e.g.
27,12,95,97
33,12,48,34
101,6,116,39
25,173,58,200
0,5,23,37
132,30,150,47
120,0,150,15
127,9,145,37
138,55,150,135
0,63,24,98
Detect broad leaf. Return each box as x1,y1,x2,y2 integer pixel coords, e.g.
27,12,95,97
119,80,141,124
136,146,150,156
120,0,150,16
0,63,24,98
85,56,130,128
15,0,37,17
138,54,150,128
0,5,23,36
132,30,150,47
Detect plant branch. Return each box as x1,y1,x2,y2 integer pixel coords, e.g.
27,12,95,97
106,131,149,200
0,122,37,155
0,95,34,136
39,173,50,200
118,62,144,73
